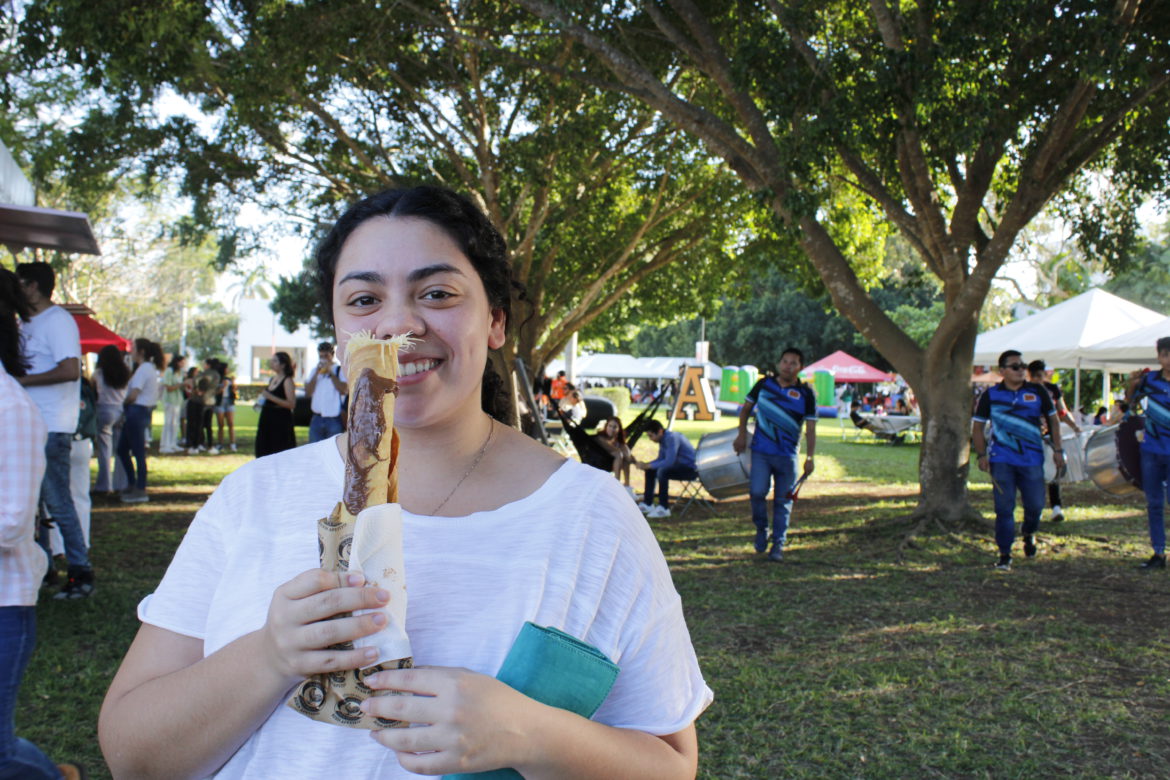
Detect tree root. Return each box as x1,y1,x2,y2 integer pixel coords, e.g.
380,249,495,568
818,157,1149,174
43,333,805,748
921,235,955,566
895,505,991,563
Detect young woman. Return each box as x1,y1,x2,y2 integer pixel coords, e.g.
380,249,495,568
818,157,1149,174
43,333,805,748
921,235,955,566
99,186,709,778
159,353,186,454
214,360,239,452
92,345,131,496
253,352,297,457
116,339,164,504
596,415,635,488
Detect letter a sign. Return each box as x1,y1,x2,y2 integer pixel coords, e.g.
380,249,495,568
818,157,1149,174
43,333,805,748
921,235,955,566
673,365,717,422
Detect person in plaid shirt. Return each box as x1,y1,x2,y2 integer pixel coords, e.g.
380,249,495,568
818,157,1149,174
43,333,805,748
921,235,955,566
0,268,85,779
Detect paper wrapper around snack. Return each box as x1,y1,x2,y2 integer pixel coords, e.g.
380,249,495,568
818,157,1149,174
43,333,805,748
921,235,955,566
287,332,415,730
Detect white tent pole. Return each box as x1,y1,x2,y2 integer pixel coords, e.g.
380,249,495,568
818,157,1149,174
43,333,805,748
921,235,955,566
1074,358,1081,416
1103,371,1111,410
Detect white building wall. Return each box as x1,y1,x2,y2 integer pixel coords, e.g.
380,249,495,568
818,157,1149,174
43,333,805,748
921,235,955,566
234,297,321,384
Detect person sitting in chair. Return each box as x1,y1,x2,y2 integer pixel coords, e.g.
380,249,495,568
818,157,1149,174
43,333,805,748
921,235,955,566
595,416,635,490
634,420,698,519
560,387,586,425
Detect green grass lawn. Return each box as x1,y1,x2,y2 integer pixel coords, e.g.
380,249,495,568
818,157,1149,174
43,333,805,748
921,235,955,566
21,411,1170,778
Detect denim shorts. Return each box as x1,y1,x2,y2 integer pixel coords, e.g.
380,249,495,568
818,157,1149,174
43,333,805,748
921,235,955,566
213,405,235,414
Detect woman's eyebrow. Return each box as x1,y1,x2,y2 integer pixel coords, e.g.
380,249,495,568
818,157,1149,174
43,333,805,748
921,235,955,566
337,270,385,285
407,263,465,283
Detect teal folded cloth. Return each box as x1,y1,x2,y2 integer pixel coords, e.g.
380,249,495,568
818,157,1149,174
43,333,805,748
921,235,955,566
443,622,620,780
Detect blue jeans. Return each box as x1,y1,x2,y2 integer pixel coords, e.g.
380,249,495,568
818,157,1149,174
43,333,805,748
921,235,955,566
642,465,698,508
1141,451,1170,555
0,607,59,780
309,414,343,443
38,433,89,569
990,461,1045,555
750,450,798,547
116,404,152,491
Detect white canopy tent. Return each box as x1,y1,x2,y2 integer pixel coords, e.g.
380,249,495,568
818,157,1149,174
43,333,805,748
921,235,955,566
1078,316,1170,369
972,288,1165,410
545,352,721,381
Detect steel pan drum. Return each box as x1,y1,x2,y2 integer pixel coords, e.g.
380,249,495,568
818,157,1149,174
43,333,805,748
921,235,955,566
1043,428,1088,484
697,426,753,500
1085,418,1143,496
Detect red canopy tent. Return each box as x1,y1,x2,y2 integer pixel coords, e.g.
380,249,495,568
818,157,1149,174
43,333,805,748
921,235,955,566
62,304,131,354
804,350,893,383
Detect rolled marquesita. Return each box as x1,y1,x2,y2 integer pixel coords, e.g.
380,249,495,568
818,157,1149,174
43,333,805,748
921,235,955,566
287,331,415,730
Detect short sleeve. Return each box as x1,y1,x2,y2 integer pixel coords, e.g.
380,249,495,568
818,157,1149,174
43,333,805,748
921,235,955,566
744,379,766,405
567,473,712,735
128,364,149,393
137,480,230,639
1037,384,1055,416
48,310,81,364
973,389,991,422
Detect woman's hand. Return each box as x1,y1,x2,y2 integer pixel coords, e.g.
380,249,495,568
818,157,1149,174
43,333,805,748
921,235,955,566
259,569,391,682
363,666,542,775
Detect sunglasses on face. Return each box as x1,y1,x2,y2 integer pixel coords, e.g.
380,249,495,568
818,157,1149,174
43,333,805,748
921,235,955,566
1002,363,1027,371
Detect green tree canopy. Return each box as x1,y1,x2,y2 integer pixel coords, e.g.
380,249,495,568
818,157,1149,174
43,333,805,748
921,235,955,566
516,0,1170,521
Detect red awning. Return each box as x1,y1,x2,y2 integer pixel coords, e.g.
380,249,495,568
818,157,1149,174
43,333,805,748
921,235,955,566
71,312,131,354
804,350,894,383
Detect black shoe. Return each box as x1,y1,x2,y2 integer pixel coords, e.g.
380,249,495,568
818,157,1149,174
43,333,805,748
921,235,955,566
767,543,784,562
53,567,95,600
1024,536,1037,558
993,554,1012,571
1140,554,1167,570
754,528,767,553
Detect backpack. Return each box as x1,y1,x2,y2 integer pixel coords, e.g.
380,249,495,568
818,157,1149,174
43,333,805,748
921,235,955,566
76,379,99,441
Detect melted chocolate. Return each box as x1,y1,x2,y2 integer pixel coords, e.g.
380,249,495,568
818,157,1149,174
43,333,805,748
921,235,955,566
343,367,399,515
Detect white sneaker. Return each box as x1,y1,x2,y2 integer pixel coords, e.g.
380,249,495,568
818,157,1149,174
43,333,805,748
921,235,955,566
647,505,671,518
637,501,653,514
206,447,220,455
229,443,238,452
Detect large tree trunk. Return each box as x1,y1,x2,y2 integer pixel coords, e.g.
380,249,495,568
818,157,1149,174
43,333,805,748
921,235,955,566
908,320,984,527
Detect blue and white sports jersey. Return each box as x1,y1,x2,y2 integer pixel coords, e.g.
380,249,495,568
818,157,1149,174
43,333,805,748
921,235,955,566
745,377,817,458
973,381,1055,467
1134,371,1170,457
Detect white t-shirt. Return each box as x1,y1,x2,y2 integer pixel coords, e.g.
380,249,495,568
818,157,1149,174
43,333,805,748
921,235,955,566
308,363,345,418
20,304,81,433
95,368,127,407
128,363,161,407
139,441,712,779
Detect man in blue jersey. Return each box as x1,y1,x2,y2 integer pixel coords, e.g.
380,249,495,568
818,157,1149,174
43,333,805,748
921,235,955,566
1126,337,1170,570
972,350,1065,571
733,347,817,562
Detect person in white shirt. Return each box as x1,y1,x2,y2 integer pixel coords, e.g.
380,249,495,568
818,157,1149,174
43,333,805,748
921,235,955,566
305,341,347,442
93,344,132,494
0,267,86,778
15,261,93,600
99,185,710,779
117,338,165,504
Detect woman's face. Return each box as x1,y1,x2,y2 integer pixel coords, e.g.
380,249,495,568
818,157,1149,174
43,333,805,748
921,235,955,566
605,418,619,437
268,357,280,373
331,216,505,429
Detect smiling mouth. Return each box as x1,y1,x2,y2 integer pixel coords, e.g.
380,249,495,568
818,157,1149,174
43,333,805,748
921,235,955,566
399,359,440,377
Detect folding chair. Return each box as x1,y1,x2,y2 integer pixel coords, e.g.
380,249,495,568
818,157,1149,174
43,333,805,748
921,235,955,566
674,478,713,518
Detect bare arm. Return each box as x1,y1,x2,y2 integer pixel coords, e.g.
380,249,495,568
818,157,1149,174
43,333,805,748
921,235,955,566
366,667,698,779
17,356,79,387
972,421,989,471
803,420,817,474
99,570,390,778
733,399,755,454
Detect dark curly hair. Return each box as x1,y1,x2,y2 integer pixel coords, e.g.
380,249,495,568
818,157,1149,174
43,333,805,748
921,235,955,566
0,268,31,377
314,185,523,422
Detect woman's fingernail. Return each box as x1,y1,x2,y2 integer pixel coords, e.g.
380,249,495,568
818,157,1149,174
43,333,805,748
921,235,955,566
364,648,379,660
376,589,390,601
347,574,364,586
372,612,387,626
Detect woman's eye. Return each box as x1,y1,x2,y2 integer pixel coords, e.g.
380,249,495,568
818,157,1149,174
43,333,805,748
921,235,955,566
422,289,454,301
347,295,378,307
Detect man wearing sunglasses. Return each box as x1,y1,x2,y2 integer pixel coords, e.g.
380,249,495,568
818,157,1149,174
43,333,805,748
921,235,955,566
972,350,1065,570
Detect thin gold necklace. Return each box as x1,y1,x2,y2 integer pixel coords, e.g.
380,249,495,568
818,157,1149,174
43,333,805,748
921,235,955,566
431,419,495,515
